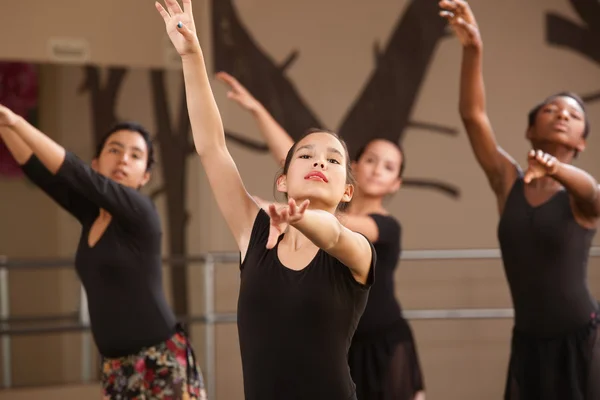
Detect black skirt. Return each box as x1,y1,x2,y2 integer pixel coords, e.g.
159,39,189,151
505,310,600,400
348,318,424,400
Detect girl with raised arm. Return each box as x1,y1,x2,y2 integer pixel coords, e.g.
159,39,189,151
217,71,426,400
0,120,205,398
440,1,600,398
155,1,375,399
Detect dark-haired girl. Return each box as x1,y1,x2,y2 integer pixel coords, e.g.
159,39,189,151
217,71,425,400
0,115,206,399
156,0,376,398
440,1,600,398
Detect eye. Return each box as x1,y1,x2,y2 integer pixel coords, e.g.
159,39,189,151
132,153,141,159
108,148,119,154
328,158,340,164
298,154,311,159
571,113,581,120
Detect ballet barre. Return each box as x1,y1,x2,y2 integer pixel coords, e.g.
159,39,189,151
0,247,598,395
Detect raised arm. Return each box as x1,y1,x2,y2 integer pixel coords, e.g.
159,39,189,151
156,0,259,256
216,72,294,166
524,150,600,227
0,111,156,227
267,199,374,284
0,127,89,221
440,0,519,209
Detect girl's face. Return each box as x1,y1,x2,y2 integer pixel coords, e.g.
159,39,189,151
277,131,353,211
352,139,402,197
92,130,151,189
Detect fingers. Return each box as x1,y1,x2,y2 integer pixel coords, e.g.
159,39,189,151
164,0,184,16
298,199,310,214
182,0,192,14
439,0,459,12
155,2,170,23
216,71,235,85
176,21,195,41
439,10,454,21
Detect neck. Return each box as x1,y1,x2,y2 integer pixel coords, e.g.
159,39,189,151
531,140,575,164
280,225,312,251
346,191,386,215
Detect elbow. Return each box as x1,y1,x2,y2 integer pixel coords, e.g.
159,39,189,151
321,222,343,251
459,109,484,123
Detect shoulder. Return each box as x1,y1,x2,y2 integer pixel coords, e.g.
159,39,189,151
368,213,401,244
241,209,272,264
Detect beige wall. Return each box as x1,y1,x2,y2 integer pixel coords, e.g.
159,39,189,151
1,0,600,399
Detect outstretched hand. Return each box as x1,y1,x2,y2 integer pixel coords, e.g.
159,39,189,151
439,0,481,49
216,72,262,112
0,105,19,127
265,198,310,249
524,149,560,183
155,0,200,57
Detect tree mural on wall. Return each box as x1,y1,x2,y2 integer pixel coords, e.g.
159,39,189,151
78,66,128,145
79,65,193,317
149,70,195,316
546,0,600,103
213,0,459,197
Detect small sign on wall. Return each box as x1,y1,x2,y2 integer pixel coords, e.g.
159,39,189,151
47,37,91,64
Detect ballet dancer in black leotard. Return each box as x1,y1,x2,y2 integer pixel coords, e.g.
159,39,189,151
216,71,426,400
156,1,375,398
0,117,206,398
440,1,600,398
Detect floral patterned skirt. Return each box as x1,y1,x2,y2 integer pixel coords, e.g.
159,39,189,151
101,327,207,400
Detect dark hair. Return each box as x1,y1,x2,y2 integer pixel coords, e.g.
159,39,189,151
354,138,406,177
94,122,155,171
527,91,590,139
275,128,355,211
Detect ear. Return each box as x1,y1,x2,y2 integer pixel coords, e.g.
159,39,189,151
139,171,151,188
341,183,354,203
276,174,288,194
575,141,586,153
91,158,99,171
390,177,402,194
525,126,534,141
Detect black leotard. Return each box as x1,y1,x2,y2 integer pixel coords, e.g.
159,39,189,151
22,152,177,357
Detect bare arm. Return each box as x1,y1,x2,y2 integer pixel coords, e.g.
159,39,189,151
440,0,519,209
338,213,380,243
157,0,258,257
217,72,294,166
0,114,65,174
255,196,381,243
292,210,373,284
266,200,373,284
525,151,600,225
0,127,33,164
556,165,600,223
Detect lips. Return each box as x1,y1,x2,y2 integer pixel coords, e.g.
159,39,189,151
112,169,128,179
304,171,328,183
552,122,569,132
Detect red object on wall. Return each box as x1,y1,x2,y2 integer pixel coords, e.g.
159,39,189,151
0,62,39,178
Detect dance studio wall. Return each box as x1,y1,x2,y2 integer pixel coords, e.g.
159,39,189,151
0,0,599,399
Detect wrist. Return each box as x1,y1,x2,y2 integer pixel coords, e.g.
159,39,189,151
549,160,562,177
250,102,267,116
181,49,204,63
10,114,25,129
